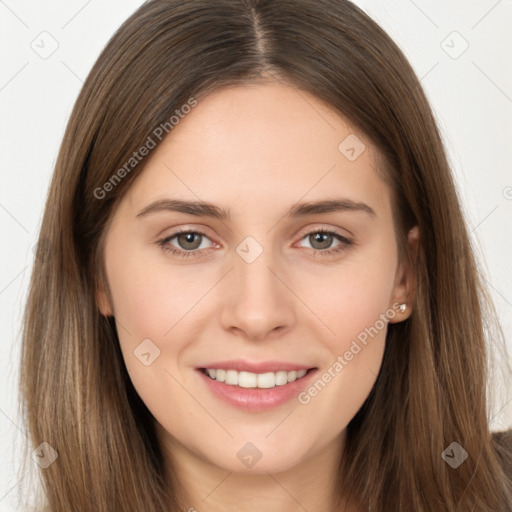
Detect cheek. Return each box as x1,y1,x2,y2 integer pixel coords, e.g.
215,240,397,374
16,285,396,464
103,243,214,391
106,244,204,336
104,248,208,418
295,244,396,416
304,247,397,350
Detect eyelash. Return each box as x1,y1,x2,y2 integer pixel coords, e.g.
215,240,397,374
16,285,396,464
157,227,353,259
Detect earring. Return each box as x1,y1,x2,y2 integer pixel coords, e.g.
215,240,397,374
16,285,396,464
398,303,406,313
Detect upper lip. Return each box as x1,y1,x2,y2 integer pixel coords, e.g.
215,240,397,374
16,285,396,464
198,359,317,373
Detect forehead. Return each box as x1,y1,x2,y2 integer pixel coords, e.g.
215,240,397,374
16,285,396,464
122,83,392,223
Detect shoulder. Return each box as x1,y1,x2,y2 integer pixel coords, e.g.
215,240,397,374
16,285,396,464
492,428,512,479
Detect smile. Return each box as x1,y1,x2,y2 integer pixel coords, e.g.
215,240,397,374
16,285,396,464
196,361,318,411
201,368,309,389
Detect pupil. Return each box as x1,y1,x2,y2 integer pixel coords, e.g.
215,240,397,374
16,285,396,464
312,232,331,249
179,232,201,249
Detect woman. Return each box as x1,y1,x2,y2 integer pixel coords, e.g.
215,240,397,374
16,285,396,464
19,0,512,510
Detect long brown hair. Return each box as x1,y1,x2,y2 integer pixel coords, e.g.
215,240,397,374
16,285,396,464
18,0,512,510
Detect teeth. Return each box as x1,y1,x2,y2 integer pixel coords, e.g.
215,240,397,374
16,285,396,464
204,368,308,388
239,371,257,388
275,371,288,386
225,370,239,385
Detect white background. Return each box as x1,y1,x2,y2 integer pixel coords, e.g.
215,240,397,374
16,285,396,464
1,1,511,509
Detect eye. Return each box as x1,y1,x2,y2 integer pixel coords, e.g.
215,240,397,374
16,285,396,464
157,227,353,259
157,229,215,258
296,228,352,256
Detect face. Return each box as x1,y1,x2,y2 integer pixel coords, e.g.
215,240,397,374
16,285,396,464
97,82,417,476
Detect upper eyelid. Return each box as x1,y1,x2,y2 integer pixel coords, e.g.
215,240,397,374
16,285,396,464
160,225,353,247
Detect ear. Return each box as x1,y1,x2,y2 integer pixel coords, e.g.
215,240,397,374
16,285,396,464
96,274,114,317
388,225,419,323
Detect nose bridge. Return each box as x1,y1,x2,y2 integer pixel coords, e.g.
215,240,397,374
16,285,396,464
236,251,277,298
221,236,295,339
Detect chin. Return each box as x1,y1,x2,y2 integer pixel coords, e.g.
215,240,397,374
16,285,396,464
197,437,316,475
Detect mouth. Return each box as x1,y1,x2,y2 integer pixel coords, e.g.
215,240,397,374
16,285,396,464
196,361,318,411
199,367,312,389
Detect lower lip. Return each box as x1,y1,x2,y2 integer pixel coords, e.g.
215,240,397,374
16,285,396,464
197,368,318,412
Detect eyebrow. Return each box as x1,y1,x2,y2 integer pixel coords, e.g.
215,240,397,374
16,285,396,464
136,198,376,220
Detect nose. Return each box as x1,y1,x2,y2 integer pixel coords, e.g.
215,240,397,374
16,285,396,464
220,248,296,341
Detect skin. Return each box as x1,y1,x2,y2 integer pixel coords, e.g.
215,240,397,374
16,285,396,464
97,82,419,512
